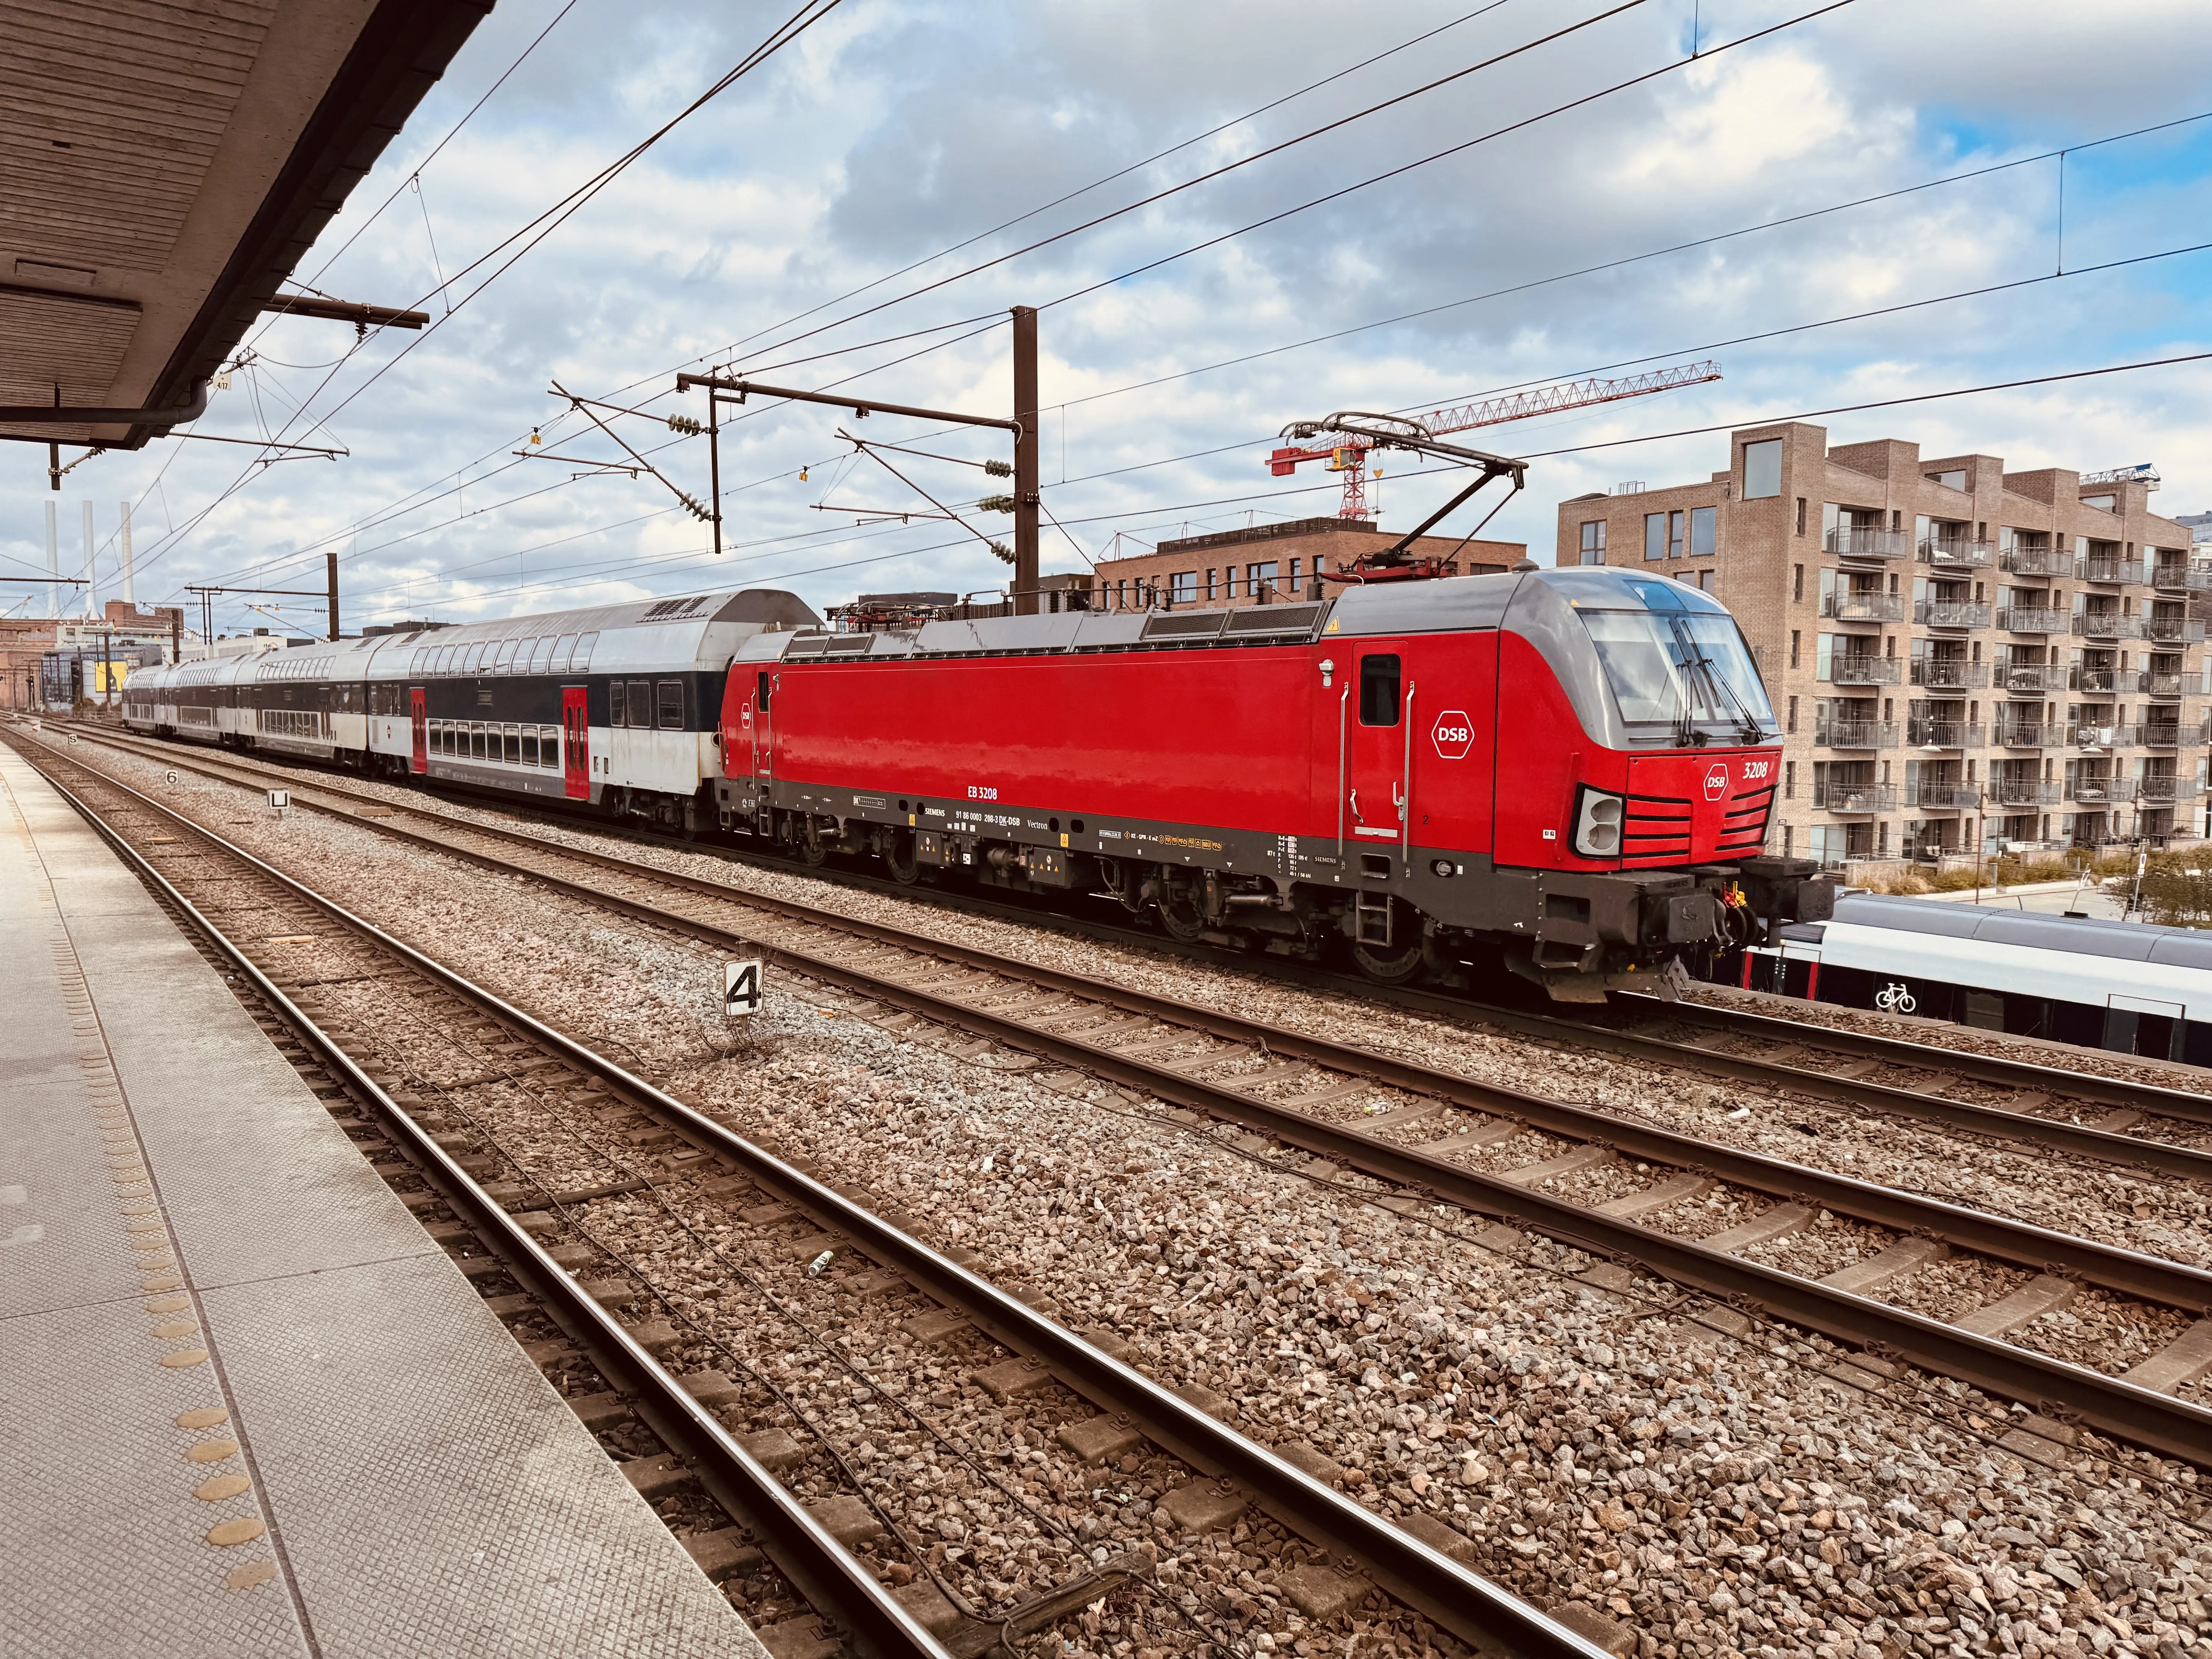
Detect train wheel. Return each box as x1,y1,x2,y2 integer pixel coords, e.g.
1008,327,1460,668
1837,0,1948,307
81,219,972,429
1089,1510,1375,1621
886,831,920,885
1159,895,1206,941
1351,936,1425,984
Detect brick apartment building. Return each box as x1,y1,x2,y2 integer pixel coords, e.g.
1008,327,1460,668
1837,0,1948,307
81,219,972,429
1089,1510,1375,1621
1555,423,2206,871
1088,517,1523,611
4,601,185,708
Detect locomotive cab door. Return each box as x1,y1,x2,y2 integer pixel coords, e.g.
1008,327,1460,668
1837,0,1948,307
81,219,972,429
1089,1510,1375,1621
409,687,428,774
1344,650,1410,860
749,670,775,832
562,685,590,800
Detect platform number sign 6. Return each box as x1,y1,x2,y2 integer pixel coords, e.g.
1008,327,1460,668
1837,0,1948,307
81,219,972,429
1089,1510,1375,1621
723,959,764,1018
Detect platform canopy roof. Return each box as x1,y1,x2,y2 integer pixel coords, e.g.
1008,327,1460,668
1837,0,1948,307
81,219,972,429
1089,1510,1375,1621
0,0,493,452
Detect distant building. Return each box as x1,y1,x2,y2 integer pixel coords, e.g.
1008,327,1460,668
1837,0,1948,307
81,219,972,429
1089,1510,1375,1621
2176,510,2212,546
1087,517,1523,613
5,601,183,709
1556,423,2205,870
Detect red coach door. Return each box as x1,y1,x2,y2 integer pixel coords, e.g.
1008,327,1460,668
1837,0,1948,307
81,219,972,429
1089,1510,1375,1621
562,685,590,800
409,687,428,773
1345,650,1410,855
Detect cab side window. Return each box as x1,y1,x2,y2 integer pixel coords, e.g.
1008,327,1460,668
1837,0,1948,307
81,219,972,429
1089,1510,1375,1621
1359,654,1401,726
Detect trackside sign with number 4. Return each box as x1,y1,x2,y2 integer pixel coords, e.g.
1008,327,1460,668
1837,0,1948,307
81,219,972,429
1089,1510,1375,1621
1431,711,1474,760
723,959,763,1017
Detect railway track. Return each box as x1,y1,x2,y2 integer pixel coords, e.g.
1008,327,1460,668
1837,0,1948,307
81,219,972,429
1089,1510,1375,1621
12,732,1609,1659
30,721,2212,1470
60,719,2212,1169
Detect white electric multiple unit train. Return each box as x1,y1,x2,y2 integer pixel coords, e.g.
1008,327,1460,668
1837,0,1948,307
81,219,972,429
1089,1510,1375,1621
1744,890,2212,1065
118,590,817,830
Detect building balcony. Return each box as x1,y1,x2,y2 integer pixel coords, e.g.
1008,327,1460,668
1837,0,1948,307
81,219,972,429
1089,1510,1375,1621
1911,658,1989,689
2140,776,2201,802
2072,612,2143,639
2152,563,2212,592
1994,721,2064,747
1913,600,1990,629
1906,719,1984,748
1918,538,1993,568
1989,779,2062,806
2145,671,2188,698
1814,781,1898,814
2072,668,2143,694
2068,776,2136,804
2143,722,2199,748
1821,592,1906,623
1815,720,1898,749
1999,545,2067,577
1908,781,1983,810
2071,723,2142,748
2142,616,2207,644
1994,661,2064,693
1997,607,2067,633
2077,556,2141,585
1827,527,1909,561
1829,656,1902,685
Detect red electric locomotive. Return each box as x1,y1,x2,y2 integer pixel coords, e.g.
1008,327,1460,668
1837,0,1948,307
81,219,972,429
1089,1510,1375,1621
709,563,1832,999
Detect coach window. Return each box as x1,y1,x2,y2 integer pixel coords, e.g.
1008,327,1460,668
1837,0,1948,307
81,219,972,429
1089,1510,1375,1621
656,680,684,729
505,724,522,764
609,680,627,726
521,728,538,767
547,634,574,673
627,679,652,728
572,632,599,672
756,670,771,711
493,639,517,673
541,725,561,766
1359,654,1401,726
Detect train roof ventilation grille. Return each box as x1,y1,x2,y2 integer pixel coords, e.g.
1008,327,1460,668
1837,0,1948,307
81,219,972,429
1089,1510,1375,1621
642,596,711,620
1221,603,1323,638
785,634,833,657
1139,611,1227,641
823,635,875,655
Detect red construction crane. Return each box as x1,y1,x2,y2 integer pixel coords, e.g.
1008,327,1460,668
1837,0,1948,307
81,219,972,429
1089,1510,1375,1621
1269,359,1721,520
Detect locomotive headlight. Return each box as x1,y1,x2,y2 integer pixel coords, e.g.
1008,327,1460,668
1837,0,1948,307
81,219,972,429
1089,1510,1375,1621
1570,786,1625,858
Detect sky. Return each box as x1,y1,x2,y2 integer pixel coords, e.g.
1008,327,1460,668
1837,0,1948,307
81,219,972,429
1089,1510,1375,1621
6,0,2212,637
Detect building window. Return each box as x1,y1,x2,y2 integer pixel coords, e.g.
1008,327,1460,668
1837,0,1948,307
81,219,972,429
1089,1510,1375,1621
1789,630,1800,669
1698,570,1715,592
1248,560,1279,599
1784,760,1795,800
1171,570,1198,604
1796,496,1807,536
1669,512,1685,559
1221,569,1236,599
1815,635,1834,683
1205,568,1216,601
1579,520,1607,565
1288,558,1302,587
1787,695,1798,734
1793,564,1804,601
1689,505,1716,559
1743,438,1783,500
1644,514,1666,561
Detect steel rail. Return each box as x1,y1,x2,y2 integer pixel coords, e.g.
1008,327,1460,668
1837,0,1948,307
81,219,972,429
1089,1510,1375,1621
48,726,2212,1316
58,722,2212,1164
18,747,953,1659
39,726,2212,1470
13,734,1608,1659
1610,992,2212,1126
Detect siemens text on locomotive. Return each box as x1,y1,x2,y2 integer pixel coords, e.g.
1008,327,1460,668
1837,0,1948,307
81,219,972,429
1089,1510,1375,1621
119,566,1834,998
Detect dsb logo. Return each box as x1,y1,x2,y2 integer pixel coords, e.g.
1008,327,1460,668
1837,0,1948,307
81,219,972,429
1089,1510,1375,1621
1431,711,1475,759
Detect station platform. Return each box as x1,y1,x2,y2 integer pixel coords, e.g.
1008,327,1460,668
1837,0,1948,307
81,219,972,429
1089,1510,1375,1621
0,747,766,1659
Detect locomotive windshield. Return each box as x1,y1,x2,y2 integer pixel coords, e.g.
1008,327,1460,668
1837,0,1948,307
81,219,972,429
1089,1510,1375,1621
1578,607,1776,737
